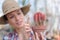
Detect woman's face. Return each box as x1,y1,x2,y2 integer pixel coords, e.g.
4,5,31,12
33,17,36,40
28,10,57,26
6,9,24,29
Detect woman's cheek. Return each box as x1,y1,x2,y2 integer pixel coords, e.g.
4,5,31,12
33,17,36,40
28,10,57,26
8,19,16,26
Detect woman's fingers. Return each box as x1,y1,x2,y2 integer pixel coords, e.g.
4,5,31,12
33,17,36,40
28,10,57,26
27,16,30,24
24,16,31,33
35,32,40,40
24,24,32,33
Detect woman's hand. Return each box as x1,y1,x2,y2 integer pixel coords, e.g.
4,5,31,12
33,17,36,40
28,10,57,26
24,23,40,40
22,17,35,40
24,17,32,37
23,17,40,40
24,23,32,36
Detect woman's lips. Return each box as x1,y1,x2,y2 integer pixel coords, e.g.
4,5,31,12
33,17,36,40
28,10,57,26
16,22,21,25
16,21,22,25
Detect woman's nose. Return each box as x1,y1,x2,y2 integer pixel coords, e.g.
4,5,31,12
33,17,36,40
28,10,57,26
15,16,19,21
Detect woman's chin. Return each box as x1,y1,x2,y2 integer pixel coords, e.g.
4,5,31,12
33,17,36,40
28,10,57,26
14,25,23,29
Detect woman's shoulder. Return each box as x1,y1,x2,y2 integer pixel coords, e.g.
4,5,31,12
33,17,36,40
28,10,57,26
3,32,14,40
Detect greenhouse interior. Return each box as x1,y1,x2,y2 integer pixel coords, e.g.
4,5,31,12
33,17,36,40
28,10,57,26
0,0,60,40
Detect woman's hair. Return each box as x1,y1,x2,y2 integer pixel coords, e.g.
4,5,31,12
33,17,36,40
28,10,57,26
3,15,8,20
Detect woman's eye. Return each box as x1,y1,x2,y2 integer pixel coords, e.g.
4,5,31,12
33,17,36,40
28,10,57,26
9,16,14,19
17,13,21,15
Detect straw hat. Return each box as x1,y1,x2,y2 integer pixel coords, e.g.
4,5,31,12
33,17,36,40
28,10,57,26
0,0,31,24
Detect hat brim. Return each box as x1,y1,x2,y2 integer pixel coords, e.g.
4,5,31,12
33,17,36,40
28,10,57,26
0,4,31,24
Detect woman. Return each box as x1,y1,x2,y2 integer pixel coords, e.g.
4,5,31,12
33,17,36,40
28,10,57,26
0,0,39,40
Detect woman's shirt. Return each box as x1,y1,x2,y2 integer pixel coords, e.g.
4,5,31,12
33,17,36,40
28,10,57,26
3,31,34,40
